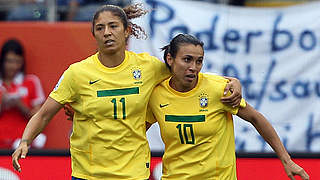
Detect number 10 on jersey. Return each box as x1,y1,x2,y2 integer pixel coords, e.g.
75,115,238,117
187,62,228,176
176,124,195,144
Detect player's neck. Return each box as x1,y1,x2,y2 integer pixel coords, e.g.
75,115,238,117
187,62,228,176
169,77,198,93
98,50,125,68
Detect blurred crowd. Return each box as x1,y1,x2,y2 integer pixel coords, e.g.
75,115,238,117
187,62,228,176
0,0,318,21
0,0,131,21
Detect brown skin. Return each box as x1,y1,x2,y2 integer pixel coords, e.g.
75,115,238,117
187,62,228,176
65,45,241,125
221,76,242,107
166,43,242,106
93,11,130,68
237,104,309,180
166,44,204,92
12,11,132,173
12,10,243,174
12,97,62,172
163,42,309,180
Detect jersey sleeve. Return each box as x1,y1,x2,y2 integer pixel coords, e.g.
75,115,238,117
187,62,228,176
146,104,157,124
49,65,78,105
146,85,159,124
219,77,246,114
151,56,171,84
224,97,247,115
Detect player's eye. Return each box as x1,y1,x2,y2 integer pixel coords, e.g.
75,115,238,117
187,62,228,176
110,25,118,28
96,27,103,31
184,57,191,62
196,59,203,65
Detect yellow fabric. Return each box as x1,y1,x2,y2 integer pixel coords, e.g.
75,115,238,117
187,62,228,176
50,51,170,179
148,73,246,180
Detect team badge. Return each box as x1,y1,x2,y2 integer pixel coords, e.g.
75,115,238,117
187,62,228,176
131,67,143,85
199,93,208,108
131,67,141,80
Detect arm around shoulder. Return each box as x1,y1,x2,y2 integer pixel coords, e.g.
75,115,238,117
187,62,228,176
221,76,242,107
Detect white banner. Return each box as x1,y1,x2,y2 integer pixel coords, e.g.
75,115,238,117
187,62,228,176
129,0,320,152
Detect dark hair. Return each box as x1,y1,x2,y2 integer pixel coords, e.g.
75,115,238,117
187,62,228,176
161,34,204,70
91,3,148,39
0,39,25,78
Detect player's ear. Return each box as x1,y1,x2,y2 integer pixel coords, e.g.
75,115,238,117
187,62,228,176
167,53,173,67
125,26,131,39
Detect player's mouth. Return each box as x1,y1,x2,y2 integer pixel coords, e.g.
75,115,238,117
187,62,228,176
104,39,115,46
185,74,196,82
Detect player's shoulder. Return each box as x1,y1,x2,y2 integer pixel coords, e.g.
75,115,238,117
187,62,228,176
69,53,97,69
152,78,169,93
202,72,228,84
127,51,160,63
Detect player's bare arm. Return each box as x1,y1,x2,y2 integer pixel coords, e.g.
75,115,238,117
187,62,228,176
237,103,309,180
12,97,63,172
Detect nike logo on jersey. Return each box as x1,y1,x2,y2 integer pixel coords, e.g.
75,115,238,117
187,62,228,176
160,103,169,108
89,79,100,85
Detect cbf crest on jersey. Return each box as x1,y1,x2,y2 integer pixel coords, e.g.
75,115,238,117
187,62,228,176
131,67,141,80
199,93,208,108
131,67,143,85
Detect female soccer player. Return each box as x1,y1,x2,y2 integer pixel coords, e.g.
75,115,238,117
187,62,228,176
147,34,309,180
11,4,241,180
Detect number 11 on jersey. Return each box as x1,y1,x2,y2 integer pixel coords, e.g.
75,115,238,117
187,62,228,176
110,97,126,119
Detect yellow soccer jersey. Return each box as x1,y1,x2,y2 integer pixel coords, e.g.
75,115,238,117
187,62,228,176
148,73,246,180
50,51,170,180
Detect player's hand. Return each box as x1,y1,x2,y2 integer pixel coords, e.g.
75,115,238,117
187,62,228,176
221,76,242,107
12,140,29,172
283,159,309,180
64,104,74,121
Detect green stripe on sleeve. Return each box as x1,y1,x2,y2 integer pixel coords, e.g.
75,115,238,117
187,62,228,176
97,87,139,97
165,115,205,122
